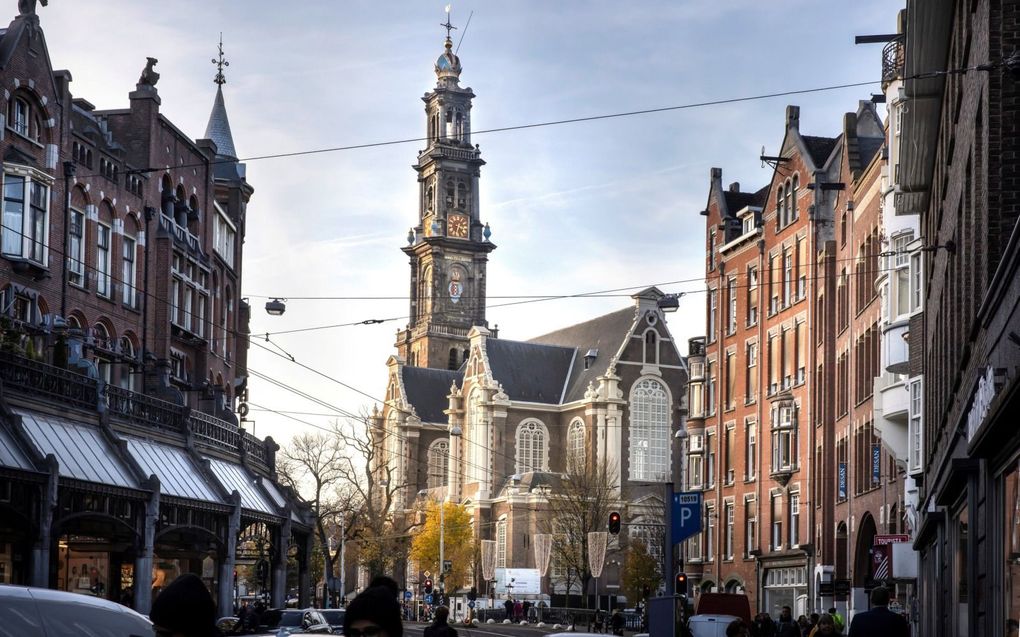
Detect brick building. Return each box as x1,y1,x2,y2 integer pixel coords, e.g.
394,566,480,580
896,0,1020,634
0,4,310,614
686,99,903,617
372,30,690,610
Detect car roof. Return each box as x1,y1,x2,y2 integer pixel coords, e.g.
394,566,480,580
0,585,147,617
690,614,741,622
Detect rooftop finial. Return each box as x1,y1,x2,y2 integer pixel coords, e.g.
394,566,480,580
441,4,457,47
212,33,229,86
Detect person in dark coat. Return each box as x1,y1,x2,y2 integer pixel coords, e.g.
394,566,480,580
343,576,404,637
423,606,458,637
504,598,514,620
610,608,626,636
149,573,221,637
775,606,801,637
847,586,909,637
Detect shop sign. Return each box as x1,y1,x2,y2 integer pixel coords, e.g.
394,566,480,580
874,534,910,546
872,444,881,484
966,367,1004,442
838,463,847,500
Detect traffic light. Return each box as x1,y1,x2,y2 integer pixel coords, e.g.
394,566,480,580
424,578,433,594
675,572,688,595
608,511,621,535
468,587,477,602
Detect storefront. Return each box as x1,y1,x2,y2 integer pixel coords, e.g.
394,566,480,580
762,564,808,617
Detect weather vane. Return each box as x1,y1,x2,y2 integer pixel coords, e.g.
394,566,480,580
441,4,457,41
212,33,229,85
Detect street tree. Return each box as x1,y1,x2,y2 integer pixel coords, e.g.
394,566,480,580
621,540,661,604
410,501,474,592
541,455,619,608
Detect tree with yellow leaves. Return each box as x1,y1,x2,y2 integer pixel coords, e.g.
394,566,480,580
410,501,475,592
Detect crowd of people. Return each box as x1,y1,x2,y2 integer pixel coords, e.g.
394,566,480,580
144,571,909,637
721,587,908,637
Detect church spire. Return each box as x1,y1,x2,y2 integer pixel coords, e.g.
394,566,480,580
204,34,237,159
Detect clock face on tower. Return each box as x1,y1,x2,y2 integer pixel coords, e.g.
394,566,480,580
448,214,469,239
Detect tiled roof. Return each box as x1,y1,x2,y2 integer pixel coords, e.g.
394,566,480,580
802,134,840,167
528,306,637,402
204,85,237,159
401,367,463,423
485,339,575,404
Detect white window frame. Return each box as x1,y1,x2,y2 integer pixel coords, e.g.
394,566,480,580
708,289,718,343
771,405,797,472
629,377,671,481
212,201,236,268
789,492,800,546
496,516,507,568
2,171,51,265
908,377,924,473
515,419,549,473
427,439,450,489
121,234,137,308
568,419,586,472
909,251,924,313
68,207,85,286
96,223,112,297
744,496,757,556
724,502,734,559
745,419,757,480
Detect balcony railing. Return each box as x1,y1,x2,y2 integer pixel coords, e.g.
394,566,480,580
159,213,202,253
0,351,272,474
882,38,905,84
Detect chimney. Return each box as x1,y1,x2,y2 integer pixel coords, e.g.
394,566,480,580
729,182,741,193
786,105,800,130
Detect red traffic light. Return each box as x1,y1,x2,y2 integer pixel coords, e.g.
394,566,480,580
424,578,434,594
608,511,622,535
675,572,688,595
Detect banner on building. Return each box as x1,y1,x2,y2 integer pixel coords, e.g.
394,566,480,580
872,444,881,484
838,463,847,500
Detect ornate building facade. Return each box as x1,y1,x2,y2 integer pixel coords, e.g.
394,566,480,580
0,4,310,614
374,31,690,606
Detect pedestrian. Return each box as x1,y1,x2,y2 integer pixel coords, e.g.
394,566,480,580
727,619,751,637
149,573,221,637
343,576,404,637
797,615,811,637
775,606,800,637
808,614,837,637
514,599,523,621
611,608,625,636
846,586,909,637
423,605,458,637
504,597,514,621
593,607,605,633
826,608,845,634
522,599,531,621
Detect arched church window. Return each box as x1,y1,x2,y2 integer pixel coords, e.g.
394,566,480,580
417,265,432,319
629,378,671,481
448,348,459,371
426,184,434,212
515,420,548,473
568,419,586,472
643,330,659,364
427,439,450,489
457,182,467,209
445,181,455,207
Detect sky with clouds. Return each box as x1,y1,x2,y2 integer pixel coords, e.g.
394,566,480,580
35,0,897,445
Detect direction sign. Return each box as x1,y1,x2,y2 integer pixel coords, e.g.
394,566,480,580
671,491,703,544
468,601,475,609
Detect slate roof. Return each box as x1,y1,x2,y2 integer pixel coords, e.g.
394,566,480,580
858,137,885,168
206,457,277,515
528,306,638,403
125,437,221,503
401,367,463,423
723,185,768,215
802,135,840,168
0,422,34,471
485,339,575,404
204,85,237,159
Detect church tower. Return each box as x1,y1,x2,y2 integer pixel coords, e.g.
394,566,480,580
396,23,495,370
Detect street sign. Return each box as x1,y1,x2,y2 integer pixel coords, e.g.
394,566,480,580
443,560,452,573
423,570,431,578
468,601,475,609
838,463,848,500
425,594,434,605
872,444,881,484
874,534,910,545
671,491,703,543
834,579,851,598
819,581,835,596
404,591,412,600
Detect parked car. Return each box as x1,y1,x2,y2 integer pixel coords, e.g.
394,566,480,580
693,593,752,625
262,608,333,636
320,609,345,634
0,584,154,636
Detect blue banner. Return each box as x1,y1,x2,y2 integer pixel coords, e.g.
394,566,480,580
872,444,881,484
671,491,703,543
838,462,847,500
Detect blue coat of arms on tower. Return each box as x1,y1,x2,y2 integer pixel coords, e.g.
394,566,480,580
449,268,464,303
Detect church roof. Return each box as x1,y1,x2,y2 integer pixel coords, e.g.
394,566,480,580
485,339,575,404
528,306,638,403
204,85,237,159
401,366,462,423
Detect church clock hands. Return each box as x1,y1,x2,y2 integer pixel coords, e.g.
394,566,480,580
448,214,469,238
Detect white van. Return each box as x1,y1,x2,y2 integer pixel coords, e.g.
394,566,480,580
688,613,741,637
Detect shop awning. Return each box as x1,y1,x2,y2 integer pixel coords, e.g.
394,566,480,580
0,423,35,471
126,437,222,503
14,409,138,488
206,457,277,515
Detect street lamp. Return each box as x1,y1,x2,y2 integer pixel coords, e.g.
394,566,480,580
264,298,286,316
657,292,686,313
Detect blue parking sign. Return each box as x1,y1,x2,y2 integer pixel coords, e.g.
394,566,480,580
671,491,703,543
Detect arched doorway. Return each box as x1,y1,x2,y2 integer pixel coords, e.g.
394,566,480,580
153,523,224,605
854,513,878,587
53,510,140,604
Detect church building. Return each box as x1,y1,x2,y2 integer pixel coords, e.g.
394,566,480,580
372,27,690,604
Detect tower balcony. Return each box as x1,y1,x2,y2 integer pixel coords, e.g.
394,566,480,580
882,37,904,87
880,319,910,374
418,142,482,164
873,371,909,462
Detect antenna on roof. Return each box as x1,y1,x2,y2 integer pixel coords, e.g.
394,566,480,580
455,10,474,55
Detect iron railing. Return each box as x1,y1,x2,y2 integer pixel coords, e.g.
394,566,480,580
0,350,98,410
882,38,904,84
107,385,187,434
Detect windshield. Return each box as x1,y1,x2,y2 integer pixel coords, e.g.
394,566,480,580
322,610,345,624
278,611,303,626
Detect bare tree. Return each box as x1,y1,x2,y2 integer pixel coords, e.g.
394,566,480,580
541,455,619,608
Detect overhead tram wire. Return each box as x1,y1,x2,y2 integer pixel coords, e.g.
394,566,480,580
65,61,1003,181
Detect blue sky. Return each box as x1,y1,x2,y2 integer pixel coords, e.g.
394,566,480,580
39,1,898,444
